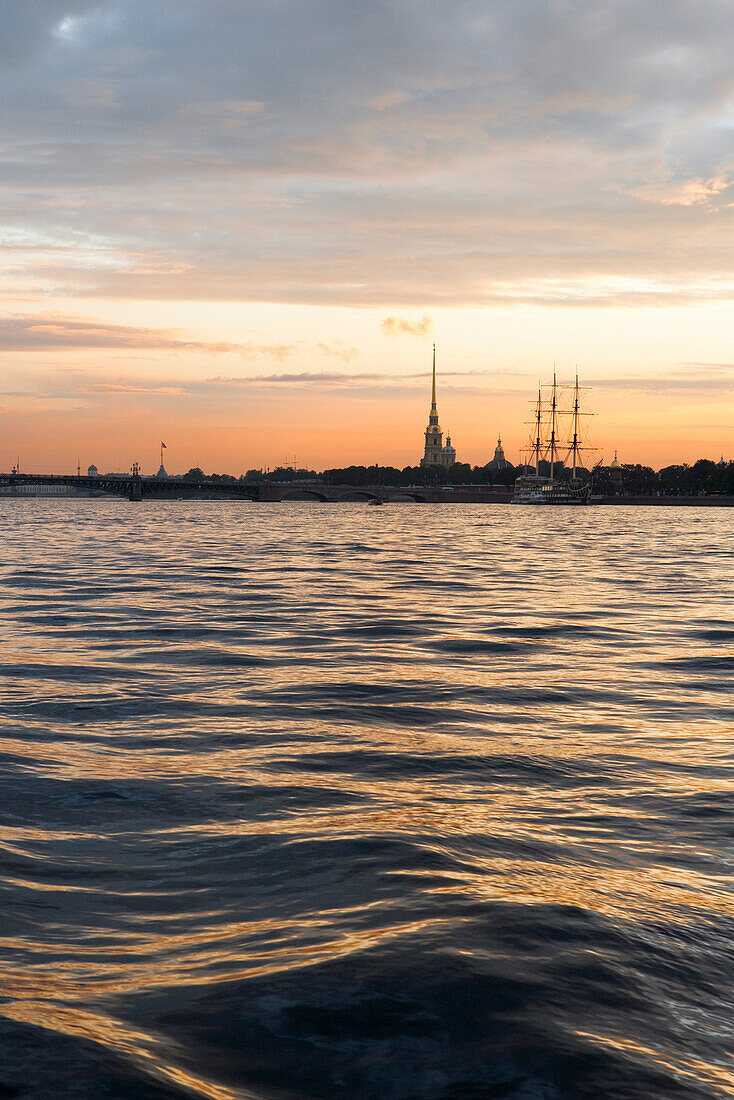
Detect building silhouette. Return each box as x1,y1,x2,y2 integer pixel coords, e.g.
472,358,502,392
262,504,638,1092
610,451,622,486
420,344,457,467
487,436,510,471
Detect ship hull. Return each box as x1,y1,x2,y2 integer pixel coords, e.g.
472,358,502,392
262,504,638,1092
511,478,592,505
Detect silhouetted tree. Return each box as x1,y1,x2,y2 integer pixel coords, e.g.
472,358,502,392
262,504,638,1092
233,456,734,497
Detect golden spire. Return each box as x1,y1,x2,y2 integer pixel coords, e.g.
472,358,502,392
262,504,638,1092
431,342,437,409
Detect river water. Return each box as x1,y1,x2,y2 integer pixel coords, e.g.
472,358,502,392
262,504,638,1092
2,499,734,1099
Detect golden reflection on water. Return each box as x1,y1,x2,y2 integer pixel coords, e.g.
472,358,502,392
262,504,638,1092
4,726,734,785
577,1031,734,1098
1,913,450,996
424,860,734,922
1,1000,246,1100
3,502,734,1097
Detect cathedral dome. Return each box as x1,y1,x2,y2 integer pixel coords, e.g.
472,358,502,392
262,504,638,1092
488,434,510,471
610,451,621,469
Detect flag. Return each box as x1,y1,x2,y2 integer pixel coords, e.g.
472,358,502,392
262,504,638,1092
161,441,167,448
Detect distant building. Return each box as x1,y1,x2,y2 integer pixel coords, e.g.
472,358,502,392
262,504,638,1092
420,344,457,467
610,451,622,484
87,464,98,477
156,443,168,479
442,435,456,464
487,436,510,471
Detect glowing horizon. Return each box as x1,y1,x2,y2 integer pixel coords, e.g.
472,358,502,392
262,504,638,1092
1,2,733,473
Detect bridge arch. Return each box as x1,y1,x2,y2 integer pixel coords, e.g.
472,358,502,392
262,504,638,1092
337,490,379,502
280,488,329,502
385,491,428,503
94,480,132,497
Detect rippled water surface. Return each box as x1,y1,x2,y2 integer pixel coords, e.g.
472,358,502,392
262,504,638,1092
2,499,734,1099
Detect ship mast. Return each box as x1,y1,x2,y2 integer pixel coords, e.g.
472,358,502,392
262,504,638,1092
571,368,580,479
533,384,542,477
549,367,557,482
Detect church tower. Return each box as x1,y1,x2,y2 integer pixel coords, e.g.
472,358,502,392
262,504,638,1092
488,434,510,472
610,450,622,486
420,344,445,467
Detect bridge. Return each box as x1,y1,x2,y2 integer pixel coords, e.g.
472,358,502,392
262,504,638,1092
0,471,448,503
4,474,731,506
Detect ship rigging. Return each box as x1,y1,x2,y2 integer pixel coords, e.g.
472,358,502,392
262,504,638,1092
512,370,597,505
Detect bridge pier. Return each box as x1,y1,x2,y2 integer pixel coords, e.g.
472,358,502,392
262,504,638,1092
129,463,142,502
254,484,282,502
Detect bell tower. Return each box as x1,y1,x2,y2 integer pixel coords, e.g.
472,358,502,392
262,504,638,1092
420,343,444,466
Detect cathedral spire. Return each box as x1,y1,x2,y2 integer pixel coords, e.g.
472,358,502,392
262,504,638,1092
419,342,458,468
420,341,449,467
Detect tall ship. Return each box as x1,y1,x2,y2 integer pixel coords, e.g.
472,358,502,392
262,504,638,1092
512,371,596,505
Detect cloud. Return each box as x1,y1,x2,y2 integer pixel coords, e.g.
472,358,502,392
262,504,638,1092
0,316,214,352
381,315,434,337
587,373,734,395
0,0,102,66
0,314,371,372
209,371,385,386
61,80,118,109
679,362,734,372
366,90,410,111
632,175,731,208
0,315,296,359
206,367,515,389
0,1,733,307
180,99,265,130
90,383,185,395
314,342,360,362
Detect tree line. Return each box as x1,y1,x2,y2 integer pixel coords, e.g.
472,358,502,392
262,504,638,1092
593,459,734,497
179,458,734,496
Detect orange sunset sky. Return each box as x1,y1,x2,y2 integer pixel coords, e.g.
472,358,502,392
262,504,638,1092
2,2,733,474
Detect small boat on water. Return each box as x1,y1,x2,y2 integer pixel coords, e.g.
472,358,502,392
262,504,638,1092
368,497,384,506
512,370,595,505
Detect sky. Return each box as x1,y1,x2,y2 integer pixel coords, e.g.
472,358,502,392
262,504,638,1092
1,0,733,474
